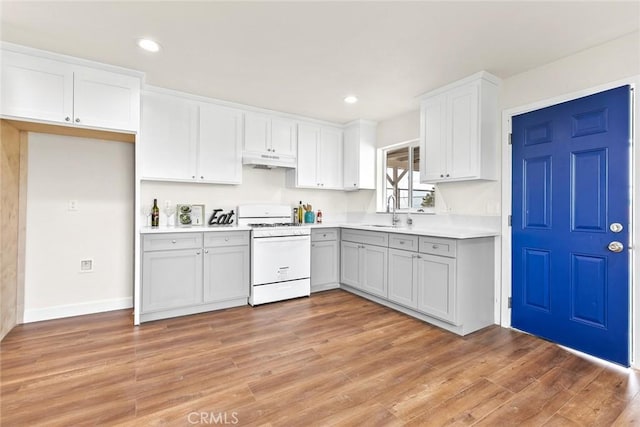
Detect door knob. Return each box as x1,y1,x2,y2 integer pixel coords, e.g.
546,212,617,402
610,223,624,233
608,241,624,253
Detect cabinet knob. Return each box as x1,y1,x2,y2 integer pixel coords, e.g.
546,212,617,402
65,116,70,122
399,241,405,244
417,255,421,259
75,118,80,123
171,240,176,244
311,244,315,247
225,237,229,242
446,174,450,178
200,176,204,179
192,175,196,179
432,244,439,249
353,183,357,187
204,249,209,254
440,174,444,178
196,251,201,255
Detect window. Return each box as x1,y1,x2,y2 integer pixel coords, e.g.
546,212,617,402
379,140,434,211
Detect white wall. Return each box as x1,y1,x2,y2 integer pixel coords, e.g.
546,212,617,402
141,167,356,225
369,32,640,217
24,133,134,322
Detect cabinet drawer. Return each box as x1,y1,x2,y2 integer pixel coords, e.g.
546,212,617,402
143,233,203,251
204,231,249,247
419,236,456,258
341,229,388,247
389,234,419,251
311,228,339,242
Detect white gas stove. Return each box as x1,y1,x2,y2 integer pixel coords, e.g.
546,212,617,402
238,205,311,305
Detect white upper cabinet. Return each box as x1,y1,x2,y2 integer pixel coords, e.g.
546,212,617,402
72,66,140,131
140,87,242,184
244,112,296,158
0,49,141,132
288,123,343,189
140,90,198,181
419,71,499,183
198,103,243,184
343,120,377,190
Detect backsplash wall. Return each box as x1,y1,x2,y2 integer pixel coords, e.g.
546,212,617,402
141,166,361,226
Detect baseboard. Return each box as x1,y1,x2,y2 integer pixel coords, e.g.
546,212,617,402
23,297,133,323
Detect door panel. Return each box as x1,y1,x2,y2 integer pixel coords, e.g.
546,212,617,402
512,85,631,366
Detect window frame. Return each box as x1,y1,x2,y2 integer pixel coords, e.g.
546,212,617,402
376,139,435,213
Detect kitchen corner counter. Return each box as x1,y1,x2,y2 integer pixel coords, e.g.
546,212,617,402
140,225,252,234
337,224,500,239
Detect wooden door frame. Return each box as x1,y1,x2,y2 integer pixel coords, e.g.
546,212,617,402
500,76,640,368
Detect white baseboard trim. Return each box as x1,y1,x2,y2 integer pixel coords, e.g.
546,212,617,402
23,297,133,323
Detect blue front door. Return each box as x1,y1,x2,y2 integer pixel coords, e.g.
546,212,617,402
512,86,631,366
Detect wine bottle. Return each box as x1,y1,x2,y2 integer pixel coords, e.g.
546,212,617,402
151,199,160,227
298,201,303,224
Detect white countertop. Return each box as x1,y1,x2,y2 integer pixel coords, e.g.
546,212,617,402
140,222,499,239
337,224,499,239
140,225,252,234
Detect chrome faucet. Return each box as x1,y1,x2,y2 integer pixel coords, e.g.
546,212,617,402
386,195,400,226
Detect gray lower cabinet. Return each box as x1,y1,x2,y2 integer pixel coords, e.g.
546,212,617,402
311,228,340,292
203,245,249,302
341,230,494,336
141,231,249,322
416,253,456,324
388,248,418,309
340,229,388,298
142,248,203,312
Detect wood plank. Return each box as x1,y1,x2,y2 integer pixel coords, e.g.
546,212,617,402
2,290,638,425
3,119,135,143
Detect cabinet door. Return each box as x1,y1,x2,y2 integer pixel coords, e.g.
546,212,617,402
1,50,73,123
388,248,418,308
447,83,479,180
416,253,457,324
203,245,249,302
361,244,388,298
142,249,203,313
342,124,359,189
140,91,198,180
73,66,140,131
198,103,243,184
420,95,447,182
244,112,270,153
319,127,343,189
311,240,339,291
340,241,361,288
270,117,296,157
296,123,320,187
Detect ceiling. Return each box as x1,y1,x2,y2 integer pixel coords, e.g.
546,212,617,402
1,1,638,124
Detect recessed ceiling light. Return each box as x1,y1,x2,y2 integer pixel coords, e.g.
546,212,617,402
137,38,161,53
344,95,358,104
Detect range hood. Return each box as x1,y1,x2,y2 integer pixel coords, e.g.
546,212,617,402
242,152,296,169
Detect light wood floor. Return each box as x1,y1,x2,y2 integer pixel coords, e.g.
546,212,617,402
1,290,639,426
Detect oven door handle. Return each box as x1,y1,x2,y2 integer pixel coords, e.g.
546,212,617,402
253,235,310,242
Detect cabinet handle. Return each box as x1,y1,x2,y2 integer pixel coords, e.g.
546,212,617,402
192,175,195,179
432,244,439,249
204,249,209,254
200,176,204,179
399,241,405,244
171,240,177,244
196,251,201,255
416,255,421,259
65,116,70,122
75,118,80,123
353,183,357,187
224,237,229,242
311,244,315,247
440,174,444,178
446,174,450,178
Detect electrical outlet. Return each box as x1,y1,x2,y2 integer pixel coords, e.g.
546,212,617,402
68,200,78,211
80,259,93,272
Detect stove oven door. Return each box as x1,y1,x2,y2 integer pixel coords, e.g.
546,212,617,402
252,235,310,285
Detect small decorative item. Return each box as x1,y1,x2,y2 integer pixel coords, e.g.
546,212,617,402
316,209,323,224
208,209,235,226
176,204,205,226
304,210,315,223
303,203,314,223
